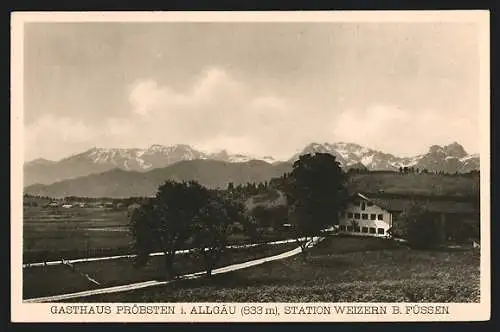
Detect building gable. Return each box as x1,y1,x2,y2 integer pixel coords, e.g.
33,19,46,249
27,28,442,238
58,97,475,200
346,193,392,215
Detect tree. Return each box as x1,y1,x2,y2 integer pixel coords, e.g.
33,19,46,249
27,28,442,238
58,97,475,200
130,200,158,267
250,205,272,229
244,218,262,243
269,205,290,232
130,180,211,279
192,192,246,277
399,203,441,249
285,153,348,261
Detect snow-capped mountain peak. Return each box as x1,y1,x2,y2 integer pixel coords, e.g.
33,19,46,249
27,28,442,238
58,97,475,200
48,144,278,175
208,149,276,164
290,142,479,173
460,153,479,162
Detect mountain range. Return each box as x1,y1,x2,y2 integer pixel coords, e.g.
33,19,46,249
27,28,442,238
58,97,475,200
23,142,479,197
23,144,277,187
290,142,479,174
25,160,292,198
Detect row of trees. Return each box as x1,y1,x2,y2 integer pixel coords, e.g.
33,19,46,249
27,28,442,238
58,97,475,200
398,167,480,177
23,194,151,207
226,181,271,197
131,181,246,278
398,166,429,174
130,153,349,278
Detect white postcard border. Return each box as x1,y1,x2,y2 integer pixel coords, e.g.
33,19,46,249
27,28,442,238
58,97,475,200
11,10,491,323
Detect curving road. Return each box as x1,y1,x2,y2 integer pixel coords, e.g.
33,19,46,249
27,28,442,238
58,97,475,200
23,237,316,268
23,236,324,303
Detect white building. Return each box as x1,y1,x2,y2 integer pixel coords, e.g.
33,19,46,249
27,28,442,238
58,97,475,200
338,193,393,238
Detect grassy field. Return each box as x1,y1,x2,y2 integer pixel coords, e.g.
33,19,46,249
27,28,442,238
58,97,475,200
23,207,133,262
78,236,480,303
23,206,291,262
23,242,297,299
348,172,479,197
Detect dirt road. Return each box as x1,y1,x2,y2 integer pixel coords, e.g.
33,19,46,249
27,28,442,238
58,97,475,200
24,236,324,303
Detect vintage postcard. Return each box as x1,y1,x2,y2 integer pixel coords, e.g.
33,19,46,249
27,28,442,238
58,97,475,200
11,10,490,322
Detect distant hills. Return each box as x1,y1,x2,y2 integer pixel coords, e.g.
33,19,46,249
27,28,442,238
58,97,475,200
24,159,292,198
23,141,480,197
23,144,277,186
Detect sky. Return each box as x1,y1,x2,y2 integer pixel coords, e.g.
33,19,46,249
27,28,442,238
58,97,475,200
23,21,481,162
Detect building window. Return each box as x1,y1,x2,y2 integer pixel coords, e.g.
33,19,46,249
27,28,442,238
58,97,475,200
377,214,384,220
370,214,376,220
377,228,385,235
362,227,368,233
362,213,368,220
347,226,353,232
354,226,361,232
369,227,376,234
347,212,353,218
354,213,360,219
340,225,346,231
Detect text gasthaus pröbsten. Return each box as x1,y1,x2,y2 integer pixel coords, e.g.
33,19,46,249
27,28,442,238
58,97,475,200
50,305,176,315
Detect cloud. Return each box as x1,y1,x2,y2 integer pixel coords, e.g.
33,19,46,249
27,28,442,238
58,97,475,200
116,67,298,157
331,105,478,156
24,115,95,161
128,68,248,117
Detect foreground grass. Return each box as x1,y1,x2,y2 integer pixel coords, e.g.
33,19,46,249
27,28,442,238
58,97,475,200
23,242,297,299
80,236,480,303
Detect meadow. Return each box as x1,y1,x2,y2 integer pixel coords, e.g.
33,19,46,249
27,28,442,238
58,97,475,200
348,172,479,197
23,242,297,299
78,236,480,303
23,206,289,262
23,207,133,262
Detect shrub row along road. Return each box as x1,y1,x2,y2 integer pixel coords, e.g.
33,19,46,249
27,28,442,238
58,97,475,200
24,236,324,303
23,237,317,268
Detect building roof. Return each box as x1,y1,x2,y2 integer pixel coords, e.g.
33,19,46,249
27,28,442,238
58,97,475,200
352,193,478,214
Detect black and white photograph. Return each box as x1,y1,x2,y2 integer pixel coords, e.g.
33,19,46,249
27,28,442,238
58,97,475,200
11,11,490,322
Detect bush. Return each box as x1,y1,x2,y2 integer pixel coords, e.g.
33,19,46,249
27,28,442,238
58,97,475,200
400,203,442,249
